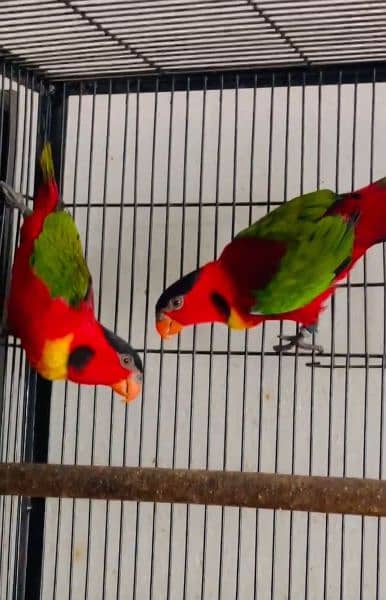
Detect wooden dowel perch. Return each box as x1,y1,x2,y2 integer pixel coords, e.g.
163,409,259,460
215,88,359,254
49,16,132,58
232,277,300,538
1,463,386,517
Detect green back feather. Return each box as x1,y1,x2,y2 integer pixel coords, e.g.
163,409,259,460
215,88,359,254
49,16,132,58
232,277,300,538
236,189,355,315
31,211,91,307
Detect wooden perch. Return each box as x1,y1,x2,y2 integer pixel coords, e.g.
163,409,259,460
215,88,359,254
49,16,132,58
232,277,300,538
0,463,386,517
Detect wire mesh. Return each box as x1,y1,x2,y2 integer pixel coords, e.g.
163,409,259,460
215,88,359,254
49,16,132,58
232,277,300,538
1,1,386,78
0,65,39,600
0,67,369,599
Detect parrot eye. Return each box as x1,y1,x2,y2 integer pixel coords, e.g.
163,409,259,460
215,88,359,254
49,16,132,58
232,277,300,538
168,296,184,311
120,354,134,369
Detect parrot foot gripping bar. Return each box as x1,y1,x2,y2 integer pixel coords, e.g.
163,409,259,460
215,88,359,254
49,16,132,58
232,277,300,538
273,326,324,354
0,181,32,217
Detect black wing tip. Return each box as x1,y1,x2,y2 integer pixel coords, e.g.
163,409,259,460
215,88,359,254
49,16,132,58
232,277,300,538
334,256,351,278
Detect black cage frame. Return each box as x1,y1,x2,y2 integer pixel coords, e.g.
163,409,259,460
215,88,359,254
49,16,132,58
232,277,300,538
1,59,386,598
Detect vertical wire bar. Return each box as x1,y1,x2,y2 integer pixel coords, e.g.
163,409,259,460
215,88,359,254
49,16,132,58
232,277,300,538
298,71,307,600
117,77,140,600
127,79,140,347
0,61,5,149
19,80,39,599
83,83,96,261
254,71,273,600
359,69,373,600
51,81,72,600
323,69,342,600
0,67,28,596
261,71,275,600
217,73,239,600
37,83,64,595
21,72,50,600
6,65,23,600
182,74,207,600
103,80,130,600
149,76,175,600
11,108,31,597
121,77,140,600
291,69,307,600
0,63,7,179
115,77,131,600
340,70,357,600
50,83,69,597
67,80,83,600
21,81,43,600
235,71,257,600
97,82,112,316
271,71,286,600
283,70,298,600
5,66,19,444
87,78,113,600
83,80,99,600
288,71,305,600
0,62,6,260
101,78,118,600
195,73,208,591
305,69,322,600
0,64,19,587
249,73,259,600
2,64,23,600
166,75,190,600
132,76,159,600
375,64,386,600
0,65,12,599
0,71,28,593
201,72,224,600
11,348,27,600
11,71,36,598
10,73,23,590
0,65,28,596
286,70,299,600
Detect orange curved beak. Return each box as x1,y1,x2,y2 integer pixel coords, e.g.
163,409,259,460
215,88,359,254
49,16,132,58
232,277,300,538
112,372,142,403
156,313,184,339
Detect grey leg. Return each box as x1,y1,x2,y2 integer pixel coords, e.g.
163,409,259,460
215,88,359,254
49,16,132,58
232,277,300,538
0,181,32,216
273,325,323,354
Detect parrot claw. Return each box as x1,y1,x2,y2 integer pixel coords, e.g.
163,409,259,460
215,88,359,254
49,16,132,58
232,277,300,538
273,327,324,354
0,181,32,216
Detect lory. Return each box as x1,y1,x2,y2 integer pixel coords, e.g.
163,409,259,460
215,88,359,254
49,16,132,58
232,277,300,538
1,142,143,401
155,179,386,353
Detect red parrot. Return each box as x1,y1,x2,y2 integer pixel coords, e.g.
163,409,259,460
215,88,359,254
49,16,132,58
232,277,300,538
1,142,142,401
155,180,386,352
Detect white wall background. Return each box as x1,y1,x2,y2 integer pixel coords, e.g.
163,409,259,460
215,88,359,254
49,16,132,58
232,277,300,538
4,77,386,599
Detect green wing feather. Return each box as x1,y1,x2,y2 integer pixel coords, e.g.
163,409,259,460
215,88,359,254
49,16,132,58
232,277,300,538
236,189,338,242
236,189,355,315
31,211,91,307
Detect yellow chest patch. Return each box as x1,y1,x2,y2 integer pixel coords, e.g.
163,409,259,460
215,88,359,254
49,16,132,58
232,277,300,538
37,333,74,381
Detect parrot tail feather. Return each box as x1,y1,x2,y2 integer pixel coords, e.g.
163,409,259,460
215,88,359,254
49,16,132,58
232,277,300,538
39,142,55,183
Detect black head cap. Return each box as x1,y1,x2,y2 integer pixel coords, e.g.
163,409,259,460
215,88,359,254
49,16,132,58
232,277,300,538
156,269,200,314
101,326,143,373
